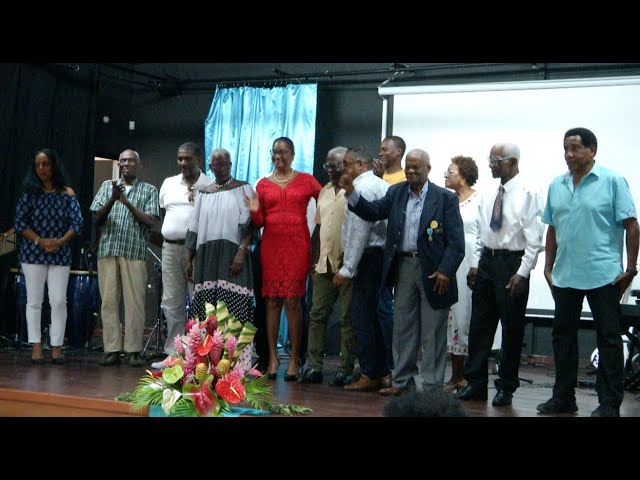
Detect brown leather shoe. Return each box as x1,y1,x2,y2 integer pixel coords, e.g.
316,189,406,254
378,386,405,397
443,379,468,393
343,374,382,391
381,373,392,389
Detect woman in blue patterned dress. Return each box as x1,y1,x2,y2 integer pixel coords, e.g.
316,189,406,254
14,148,83,364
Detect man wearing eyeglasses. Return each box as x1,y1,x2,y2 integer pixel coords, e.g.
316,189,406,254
457,143,544,407
90,149,160,367
342,148,464,395
298,146,357,386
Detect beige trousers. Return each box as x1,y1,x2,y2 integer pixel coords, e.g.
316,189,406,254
97,256,147,353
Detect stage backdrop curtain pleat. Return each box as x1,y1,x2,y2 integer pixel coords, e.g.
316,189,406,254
204,84,317,185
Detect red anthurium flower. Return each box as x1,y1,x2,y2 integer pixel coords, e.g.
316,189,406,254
191,378,215,416
196,333,213,356
215,376,245,404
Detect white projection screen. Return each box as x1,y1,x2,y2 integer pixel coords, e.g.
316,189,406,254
380,76,640,315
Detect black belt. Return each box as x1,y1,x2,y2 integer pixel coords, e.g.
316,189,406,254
483,247,524,257
399,251,419,258
363,247,383,255
165,238,185,245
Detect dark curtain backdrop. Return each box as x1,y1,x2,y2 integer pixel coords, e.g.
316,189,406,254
0,63,97,333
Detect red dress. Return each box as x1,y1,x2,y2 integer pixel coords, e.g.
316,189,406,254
251,173,321,298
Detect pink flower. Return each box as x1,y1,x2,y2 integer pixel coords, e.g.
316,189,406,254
209,330,223,366
185,318,196,332
225,336,238,361
173,335,185,354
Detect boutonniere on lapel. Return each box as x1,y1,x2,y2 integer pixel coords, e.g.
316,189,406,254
426,220,442,241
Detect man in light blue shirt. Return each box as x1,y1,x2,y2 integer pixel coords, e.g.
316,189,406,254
538,127,639,417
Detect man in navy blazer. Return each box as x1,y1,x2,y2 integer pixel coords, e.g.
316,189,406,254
341,148,465,395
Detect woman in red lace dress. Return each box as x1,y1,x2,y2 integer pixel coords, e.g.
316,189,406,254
246,137,321,381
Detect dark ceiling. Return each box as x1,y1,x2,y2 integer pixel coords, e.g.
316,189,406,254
86,63,640,95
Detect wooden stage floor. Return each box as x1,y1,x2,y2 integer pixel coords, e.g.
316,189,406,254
0,341,638,418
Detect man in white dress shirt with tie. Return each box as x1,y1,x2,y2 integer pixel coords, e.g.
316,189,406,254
457,142,544,407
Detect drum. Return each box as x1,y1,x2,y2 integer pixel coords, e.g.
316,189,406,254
6,267,28,342
66,270,99,349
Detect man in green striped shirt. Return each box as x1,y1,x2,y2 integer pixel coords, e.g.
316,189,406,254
90,149,160,367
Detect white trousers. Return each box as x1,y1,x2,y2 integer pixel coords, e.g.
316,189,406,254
161,242,192,355
21,263,70,346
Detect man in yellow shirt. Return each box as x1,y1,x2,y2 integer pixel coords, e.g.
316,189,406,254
375,136,407,390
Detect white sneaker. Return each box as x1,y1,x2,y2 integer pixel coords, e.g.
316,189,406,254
150,356,173,370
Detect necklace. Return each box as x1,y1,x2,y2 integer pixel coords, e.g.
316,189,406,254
42,186,55,193
214,178,233,188
274,169,294,183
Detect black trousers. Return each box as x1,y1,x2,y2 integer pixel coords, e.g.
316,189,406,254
251,239,268,369
464,250,529,393
552,284,624,409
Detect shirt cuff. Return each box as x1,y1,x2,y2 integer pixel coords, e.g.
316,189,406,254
338,266,353,278
346,190,360,207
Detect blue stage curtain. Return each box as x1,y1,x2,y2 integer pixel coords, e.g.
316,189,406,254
204,84,317,185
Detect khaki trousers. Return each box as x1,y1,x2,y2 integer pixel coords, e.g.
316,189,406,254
98,256,147,353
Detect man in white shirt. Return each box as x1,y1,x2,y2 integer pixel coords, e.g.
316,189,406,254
334,146,390,391
152,142,214,369
457,142,544,406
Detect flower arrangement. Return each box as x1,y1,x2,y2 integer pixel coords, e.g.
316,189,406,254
130,301,273,417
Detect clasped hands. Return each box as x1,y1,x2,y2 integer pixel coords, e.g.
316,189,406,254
38,237,64,253
110,180,129,206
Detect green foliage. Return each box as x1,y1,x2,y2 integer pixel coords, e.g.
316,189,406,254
243,375,275,411
268,404,313,416
129,376,164,412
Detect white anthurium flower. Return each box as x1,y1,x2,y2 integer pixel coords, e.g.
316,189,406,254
161,388,182,414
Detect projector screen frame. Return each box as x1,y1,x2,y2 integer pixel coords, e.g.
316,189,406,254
378,75,640,317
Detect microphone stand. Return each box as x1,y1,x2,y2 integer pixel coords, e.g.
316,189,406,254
142,246,165,357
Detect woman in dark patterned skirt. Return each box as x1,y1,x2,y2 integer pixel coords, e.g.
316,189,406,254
185,148,255,331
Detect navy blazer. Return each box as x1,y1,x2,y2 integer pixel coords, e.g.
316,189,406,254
349,180,465,309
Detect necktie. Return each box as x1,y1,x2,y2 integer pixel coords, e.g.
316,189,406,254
490,185,504,231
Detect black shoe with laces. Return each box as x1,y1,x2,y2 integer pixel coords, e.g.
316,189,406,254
128,352,144,367
492,390,513,406
297,368,323,384
456,384,488,401
330,371,356,387
590,405,620,417
99,352,121,366
536,397,578,414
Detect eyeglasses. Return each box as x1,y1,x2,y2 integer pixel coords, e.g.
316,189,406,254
211,161,229,168
488,156,512,165
444,170,458,177
323,163,340,171
270,149,291,157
